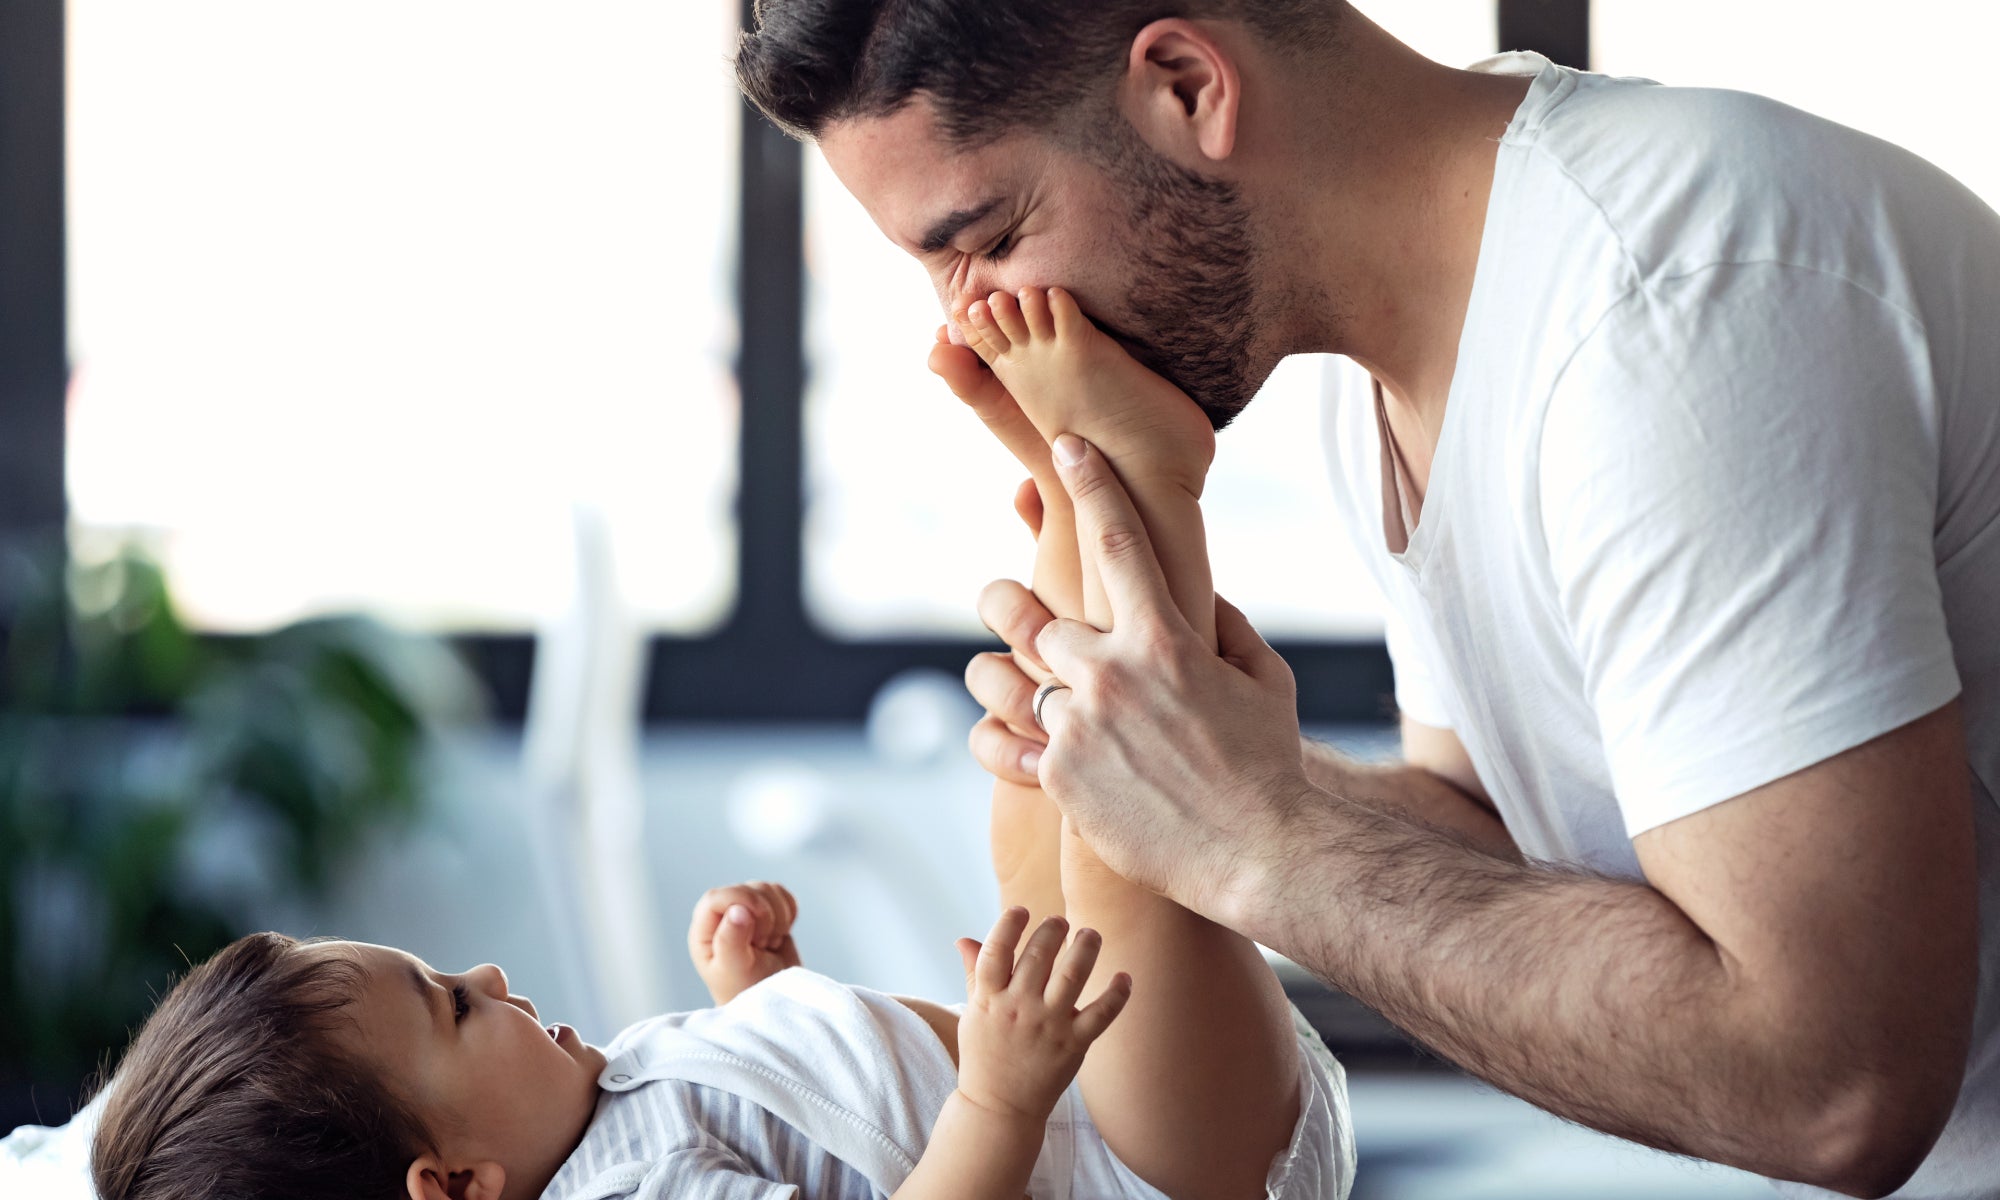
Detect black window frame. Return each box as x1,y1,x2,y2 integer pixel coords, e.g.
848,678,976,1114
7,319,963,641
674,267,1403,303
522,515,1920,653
3,1,1587,724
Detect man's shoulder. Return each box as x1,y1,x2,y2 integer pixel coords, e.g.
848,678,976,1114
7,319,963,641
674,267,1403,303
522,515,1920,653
1511,69,1963,287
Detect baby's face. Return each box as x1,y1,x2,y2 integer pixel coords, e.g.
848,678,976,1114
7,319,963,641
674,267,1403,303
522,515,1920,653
311,941,607,1199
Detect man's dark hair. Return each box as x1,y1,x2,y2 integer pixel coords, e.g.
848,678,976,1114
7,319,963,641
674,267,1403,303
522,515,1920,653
88,932,437,1200
736,0,1348,147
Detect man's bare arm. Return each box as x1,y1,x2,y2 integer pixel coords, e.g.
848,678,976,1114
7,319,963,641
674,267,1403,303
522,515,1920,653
1244,704,1974,1197
1301,720,1517,860
1032,443,1977,1199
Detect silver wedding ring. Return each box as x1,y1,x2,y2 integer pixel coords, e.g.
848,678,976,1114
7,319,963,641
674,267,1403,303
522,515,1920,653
1031,678,1070,733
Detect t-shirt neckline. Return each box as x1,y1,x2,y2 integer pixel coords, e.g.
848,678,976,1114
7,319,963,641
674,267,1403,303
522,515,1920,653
1374,51,1572,575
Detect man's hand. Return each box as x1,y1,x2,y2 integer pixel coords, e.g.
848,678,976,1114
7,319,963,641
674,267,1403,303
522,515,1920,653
966,577,1057,787
687,881,803,1006
953,907,1131,1122
1027,434,1313,917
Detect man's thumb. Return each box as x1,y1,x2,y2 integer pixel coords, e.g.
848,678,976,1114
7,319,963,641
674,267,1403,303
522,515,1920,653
1216,594,1283,676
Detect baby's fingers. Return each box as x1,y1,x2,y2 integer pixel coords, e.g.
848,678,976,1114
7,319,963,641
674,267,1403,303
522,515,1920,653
748,881,798,950
714,904,759,964
1011,916,1070,997
1071,972,1133,1044
1045,927,1102,1011
974,906,1031,996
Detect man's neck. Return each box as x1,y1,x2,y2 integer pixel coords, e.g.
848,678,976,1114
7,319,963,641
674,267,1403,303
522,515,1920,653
1276,35,1531,467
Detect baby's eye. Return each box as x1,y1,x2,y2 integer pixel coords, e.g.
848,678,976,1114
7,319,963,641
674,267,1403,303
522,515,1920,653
452,983,470,1022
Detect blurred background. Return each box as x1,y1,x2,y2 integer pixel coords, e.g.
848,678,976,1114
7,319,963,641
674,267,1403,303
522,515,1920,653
3,1,1996,1196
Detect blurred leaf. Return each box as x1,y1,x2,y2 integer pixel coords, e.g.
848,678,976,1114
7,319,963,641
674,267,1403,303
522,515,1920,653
0,540,489,1093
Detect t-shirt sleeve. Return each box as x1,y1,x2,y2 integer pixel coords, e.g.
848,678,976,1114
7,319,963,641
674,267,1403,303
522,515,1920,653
1539,262,1961,835
632,1147,804,1200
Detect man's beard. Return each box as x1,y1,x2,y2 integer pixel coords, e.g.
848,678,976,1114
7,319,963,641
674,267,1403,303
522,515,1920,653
1092,135,1268,431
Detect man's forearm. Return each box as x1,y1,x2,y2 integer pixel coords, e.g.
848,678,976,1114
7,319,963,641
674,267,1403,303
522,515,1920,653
1229,787,1876,1189
1300,737,1518,859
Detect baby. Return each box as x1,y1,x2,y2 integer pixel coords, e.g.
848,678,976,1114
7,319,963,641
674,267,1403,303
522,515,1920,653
86,289,1353,1200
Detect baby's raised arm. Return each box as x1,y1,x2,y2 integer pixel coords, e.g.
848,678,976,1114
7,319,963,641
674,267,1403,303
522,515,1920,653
892,908,1129,1200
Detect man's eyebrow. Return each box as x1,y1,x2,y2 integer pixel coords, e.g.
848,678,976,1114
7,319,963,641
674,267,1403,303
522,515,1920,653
918,198,1002,254
406,962,441,1030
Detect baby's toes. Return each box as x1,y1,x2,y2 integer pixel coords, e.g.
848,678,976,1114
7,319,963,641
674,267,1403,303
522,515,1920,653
962,299,1012,364
987,290,1033,347
1046,287,1095,341
1018,287,1057,340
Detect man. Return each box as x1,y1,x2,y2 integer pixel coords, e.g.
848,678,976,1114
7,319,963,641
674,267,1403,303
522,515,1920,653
734,2,2000,1196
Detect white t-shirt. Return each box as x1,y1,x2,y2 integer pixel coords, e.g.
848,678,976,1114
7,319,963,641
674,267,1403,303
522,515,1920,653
1320,53,2000,1198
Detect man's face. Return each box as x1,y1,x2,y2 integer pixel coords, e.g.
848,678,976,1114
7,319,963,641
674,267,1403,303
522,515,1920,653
314,941,607,1190
820,99,1274,429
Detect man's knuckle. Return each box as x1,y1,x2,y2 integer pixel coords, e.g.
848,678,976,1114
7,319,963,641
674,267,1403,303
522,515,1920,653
968,719,994,755
1094,659,1133,702
1038,750,1072,795
1005,675,1037,721
1012,597,1053,643
964,653,1000,694
1093,521,1146,562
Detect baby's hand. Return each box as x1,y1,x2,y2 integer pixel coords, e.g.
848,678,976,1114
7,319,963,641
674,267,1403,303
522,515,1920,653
953,907,1132,1123
688,882,802,1006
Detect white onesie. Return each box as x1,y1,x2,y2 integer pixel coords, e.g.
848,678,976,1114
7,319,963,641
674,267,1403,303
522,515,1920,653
538,968,1353,1199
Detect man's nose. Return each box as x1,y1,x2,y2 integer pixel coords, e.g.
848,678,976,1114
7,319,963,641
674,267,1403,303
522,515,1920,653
468,962,509,997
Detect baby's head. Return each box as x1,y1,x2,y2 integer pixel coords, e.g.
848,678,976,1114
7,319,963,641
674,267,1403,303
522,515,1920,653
91,932,607,1200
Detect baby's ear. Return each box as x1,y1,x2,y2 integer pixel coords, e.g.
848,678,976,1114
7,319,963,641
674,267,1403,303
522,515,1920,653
406,1156,506,1200
456,1163,508,1200
405,1157,448,1200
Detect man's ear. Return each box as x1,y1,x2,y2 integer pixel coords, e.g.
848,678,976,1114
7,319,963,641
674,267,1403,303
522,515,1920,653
406,1155,507,1200
1118,18,1242,164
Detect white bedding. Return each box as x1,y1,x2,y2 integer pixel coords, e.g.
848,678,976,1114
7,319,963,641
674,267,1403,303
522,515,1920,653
0,1089,106,1200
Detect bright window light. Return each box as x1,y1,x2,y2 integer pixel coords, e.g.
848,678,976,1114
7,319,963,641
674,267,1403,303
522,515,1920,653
1593,1,2000,211
1366,0,1502,69
66,1,741,633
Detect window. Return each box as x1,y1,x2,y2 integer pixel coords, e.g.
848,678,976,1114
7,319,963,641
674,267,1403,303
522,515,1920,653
1593,1,2000,210
65,1,741,633
801,2,1496,641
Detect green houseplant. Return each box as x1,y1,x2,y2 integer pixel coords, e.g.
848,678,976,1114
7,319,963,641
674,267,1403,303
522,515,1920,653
0,543,484,1127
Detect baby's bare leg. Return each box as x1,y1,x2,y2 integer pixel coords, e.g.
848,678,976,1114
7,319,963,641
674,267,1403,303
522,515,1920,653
933,333,1074,927
964,289,1301,1200
987,506,1077,928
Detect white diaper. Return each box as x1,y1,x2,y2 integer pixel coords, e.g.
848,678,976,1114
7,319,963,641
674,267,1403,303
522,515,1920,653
1028,1003,1357,1200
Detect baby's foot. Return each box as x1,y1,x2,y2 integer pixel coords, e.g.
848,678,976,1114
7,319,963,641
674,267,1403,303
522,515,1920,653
960,288,1216,496
930,326,1085,621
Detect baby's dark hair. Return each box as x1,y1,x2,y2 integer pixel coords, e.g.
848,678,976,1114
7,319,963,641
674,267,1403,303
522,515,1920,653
88,932,435,1200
